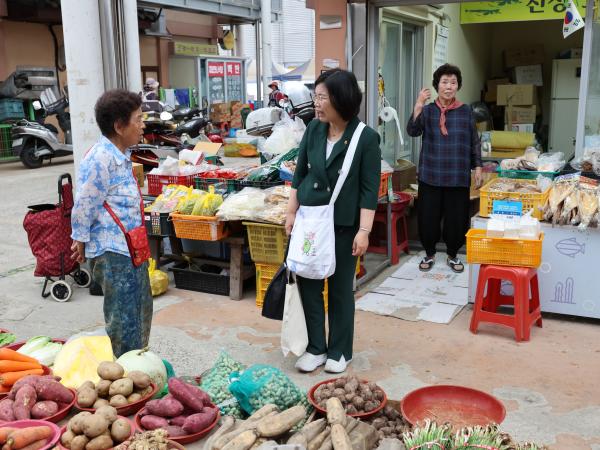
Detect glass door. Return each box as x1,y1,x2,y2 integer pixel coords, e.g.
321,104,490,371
378,16,423,164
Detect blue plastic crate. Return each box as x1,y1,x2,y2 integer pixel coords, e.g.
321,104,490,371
0,99,25,122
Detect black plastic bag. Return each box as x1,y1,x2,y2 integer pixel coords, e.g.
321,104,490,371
261,263,288,320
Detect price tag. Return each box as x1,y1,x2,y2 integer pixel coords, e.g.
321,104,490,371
492,200,522,217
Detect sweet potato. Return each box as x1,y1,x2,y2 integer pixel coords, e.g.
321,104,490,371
167,378,209,412
182,407,218,434
169,415,188,427
35,379,73,403
8,375,60,400
0,399,15,422
14,384,37,420
31,401,59,419
140,415,169,431
163,426,186,438
146,398,184,418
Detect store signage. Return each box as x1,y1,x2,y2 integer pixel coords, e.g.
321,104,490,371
226,62,241,76
460,0,586,24
492,200,523,217
174,41,218,56
208,62,225,77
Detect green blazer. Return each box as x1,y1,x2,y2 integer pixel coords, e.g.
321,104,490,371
292,117,382,227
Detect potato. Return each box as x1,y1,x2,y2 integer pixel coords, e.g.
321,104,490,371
96,405,118,424
71,435,90,450
97,362,124,381
137,385,154,398
78,387,98,408
95,380,112,398
78,381,95,393
109,395,128,407
61,429,76,448
111,418,132,443
127,393,142,404
69,411,93,434
109,378,134,397
93,398,110,409
126,371,151,390
85,434,114,450
83,414,110,438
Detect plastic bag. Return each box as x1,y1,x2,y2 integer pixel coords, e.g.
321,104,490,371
229,364,305,415
536,174,553,193
194,185,223,216
264,116,306,155
216,187,267,221
148,259,169,296
200,351,246,418
160,156,180,175
537,152,565,172
52,336,114,388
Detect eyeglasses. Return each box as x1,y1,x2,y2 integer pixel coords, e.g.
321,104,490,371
314,95,329,104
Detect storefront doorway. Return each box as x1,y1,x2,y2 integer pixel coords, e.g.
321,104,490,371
378,15,423,164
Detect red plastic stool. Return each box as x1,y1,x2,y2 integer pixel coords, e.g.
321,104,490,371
368,210,409,265
470,264,543,341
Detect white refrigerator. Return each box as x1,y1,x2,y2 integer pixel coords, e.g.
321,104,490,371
549,59,582,160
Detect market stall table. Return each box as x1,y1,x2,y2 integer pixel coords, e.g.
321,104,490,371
469,215,600,319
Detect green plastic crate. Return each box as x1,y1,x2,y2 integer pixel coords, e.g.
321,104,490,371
0,124,17,161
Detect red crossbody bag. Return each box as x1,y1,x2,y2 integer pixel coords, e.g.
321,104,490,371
103,175,150,267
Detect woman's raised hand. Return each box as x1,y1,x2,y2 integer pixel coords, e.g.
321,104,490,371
416,88,431,106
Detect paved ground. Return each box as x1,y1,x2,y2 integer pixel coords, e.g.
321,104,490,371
1,160,599,449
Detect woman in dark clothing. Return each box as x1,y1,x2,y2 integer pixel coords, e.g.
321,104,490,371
407,63,483,273
286,69,381,373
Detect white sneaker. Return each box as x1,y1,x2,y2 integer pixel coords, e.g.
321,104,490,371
324,356,352,373
295,352,327,372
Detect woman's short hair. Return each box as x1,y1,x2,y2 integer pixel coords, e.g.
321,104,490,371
432,64,462,92
95,89,142,137
315,69,362,121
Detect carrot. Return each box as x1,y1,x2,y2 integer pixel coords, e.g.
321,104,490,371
0,428,17,445
0,362,41,373
0,370,44,387
4,426,52,450
0,385,9,393
0,349,38,365
10,439,47,450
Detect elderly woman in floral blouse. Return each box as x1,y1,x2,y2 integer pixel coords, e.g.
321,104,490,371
70,89,152,357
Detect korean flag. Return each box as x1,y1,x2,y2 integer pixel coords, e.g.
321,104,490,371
563,0,585,38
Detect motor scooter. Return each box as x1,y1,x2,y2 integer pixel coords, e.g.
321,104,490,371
11,88,72,168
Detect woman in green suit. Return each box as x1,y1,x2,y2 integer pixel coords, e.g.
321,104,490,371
286,69,381,373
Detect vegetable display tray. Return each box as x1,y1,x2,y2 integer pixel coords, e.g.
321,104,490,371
478,178,550,220
170,214,228,241
466,229,544,268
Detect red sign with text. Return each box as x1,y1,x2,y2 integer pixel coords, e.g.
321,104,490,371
226,62,241,76
208,62,225,77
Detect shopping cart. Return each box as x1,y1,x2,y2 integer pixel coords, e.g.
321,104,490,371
23,173,91,301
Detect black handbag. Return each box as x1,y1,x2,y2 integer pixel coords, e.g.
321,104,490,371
261,242,290,321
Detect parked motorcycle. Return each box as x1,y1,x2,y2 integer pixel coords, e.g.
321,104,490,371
11,88,72,168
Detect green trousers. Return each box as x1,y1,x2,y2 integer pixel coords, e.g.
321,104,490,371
297,226,357,361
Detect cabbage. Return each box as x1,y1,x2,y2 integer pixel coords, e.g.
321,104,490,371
18,336,51,355
28,342,63,366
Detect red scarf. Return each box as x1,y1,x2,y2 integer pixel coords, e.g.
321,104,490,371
435,98,463,136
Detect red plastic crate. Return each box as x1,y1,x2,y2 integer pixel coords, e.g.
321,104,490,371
147,174,197,196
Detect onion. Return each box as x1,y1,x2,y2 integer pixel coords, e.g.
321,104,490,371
116,347,167,389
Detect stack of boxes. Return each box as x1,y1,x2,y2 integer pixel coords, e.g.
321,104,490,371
483,45,544,134
209,101,252,130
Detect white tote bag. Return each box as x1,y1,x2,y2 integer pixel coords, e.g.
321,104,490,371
280,272,308,357
286,122,366,279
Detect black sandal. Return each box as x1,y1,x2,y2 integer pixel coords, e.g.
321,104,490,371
419,257,435,272
447,257,464,273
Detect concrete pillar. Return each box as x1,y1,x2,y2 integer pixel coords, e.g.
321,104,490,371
61,0,105,175
260,0,272,104
123,0,142,93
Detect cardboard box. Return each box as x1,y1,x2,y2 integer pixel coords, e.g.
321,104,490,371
497,84,537,106
210,102,230,114
231,102,251,115
392,159,417,191
503,45,545,68
132,162,144,188
505,105,537,125
210,112,231,123
510,123,535,133
512,65,543,86
484,78,510,103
